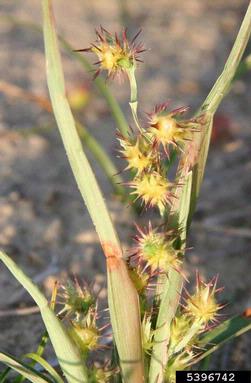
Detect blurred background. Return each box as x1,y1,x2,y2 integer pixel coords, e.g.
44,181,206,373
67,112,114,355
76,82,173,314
0,0,251,370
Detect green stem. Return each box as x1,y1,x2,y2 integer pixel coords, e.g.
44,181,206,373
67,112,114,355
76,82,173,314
149,270,183,383
149,162,193,383
127,67,142,132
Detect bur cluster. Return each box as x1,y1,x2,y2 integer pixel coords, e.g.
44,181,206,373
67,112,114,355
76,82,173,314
73,27,224,382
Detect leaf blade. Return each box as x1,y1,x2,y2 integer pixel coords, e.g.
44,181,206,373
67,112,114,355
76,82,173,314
0,251,88,383
42,1,144,381
194,315,251,363
0,352,52,383
24,354,64,383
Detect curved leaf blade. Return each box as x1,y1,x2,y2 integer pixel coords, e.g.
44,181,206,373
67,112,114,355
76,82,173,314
0,251,88,383
24,354,64,383
0,352,52,383
41,1,144,382
194,315,251,363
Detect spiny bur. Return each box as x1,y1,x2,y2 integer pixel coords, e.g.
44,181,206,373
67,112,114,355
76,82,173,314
146,102,201,154
88,364,118,383
75,27,145,79
68,311,100,355
134,224,182,273
141,314,154,354
185,273,223,326
169,314,193,353
129,172,174,214
118,134,154,174
58,279,95,319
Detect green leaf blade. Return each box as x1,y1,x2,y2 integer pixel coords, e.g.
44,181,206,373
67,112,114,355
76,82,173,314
195,315,251,363
0,352,53,383
107,260,144,383
0,251,88,383
42,1,144,381
24,354,64,383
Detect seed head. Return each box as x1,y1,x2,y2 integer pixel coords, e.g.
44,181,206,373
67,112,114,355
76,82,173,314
169,315,193,352
134,224,181,272
141,314,154,354
147,102,199,153
185,273,223,325
75,27,145,79
88,365,118,383
118,135,154,174
128,265,150,294
130,172,174,214
128,263,151,314
68,312,100,354
58,280,95,319
171,314,191,347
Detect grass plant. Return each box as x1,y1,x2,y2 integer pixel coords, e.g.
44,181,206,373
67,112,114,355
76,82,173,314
1,1,251,383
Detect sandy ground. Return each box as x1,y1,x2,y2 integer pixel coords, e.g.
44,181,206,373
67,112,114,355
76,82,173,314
0,0,251,372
